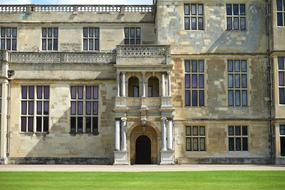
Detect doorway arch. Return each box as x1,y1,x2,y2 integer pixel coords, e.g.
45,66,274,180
135,135,151,164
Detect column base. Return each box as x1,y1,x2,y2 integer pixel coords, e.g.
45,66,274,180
160,150,175,165
113,151,129,165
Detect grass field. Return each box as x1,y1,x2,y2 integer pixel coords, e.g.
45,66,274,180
0,171,285,190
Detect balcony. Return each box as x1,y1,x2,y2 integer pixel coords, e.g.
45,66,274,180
116,45,171,67
2,51,116,64
115,96,173,111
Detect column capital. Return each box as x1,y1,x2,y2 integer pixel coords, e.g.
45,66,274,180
121,117,127,122
161,117,167,121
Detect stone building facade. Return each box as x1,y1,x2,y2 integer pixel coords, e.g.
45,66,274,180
0,0,284,165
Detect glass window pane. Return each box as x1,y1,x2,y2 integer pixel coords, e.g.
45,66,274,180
277,13,283,26
228,126,234,136
199,90,204,107
277,0,283,11
77,117,83,133
95,39,99,50
198,17,203,30
279,57,284,70
93,87,98,99
228,90,234,106
78,101,83,115
241,61,247,72
130,28,135,38
186,137,192,151
200,126,205,136
71,87,76,99
21,117,26,132
78,86,83,99
44,86,49,99
42,39,46,50
280,71,285,85
185,90,191,106
280,125,285,135
185,61,190,72
136,28,141,38
89,39,93,50
124,28,129,38
233,4,239,15
235,60,240,72
235,126,241,135
71,101,76,115
193,126,198,136
192,90,198,106
37,86,42,99
193,138,198,151
44,101,49,115
235,75,240,88
93,101,98,115
86,117,92,133
184,17,190,30
242,90,248,106
236,137,242,151
70,117,76,133
42,28,47,37
199,61,204,72
235,91,241,106
192,74,197,88
12,39,16,50
200,137,205,151
43,117,49,132
240,4,245,15
83,27,88,37
28,101,34,115
22,86,27,99
184,4,190,15
89,28,94,37
28,117,33,132
48,39,52,50
186,127,191,136
242,74,247,88
228,74,233,88
21,101,27,115
185,74,190,88
191,17,197,30
93,117,99,134
29,86,34,99
37,101,42,115
242,126,248,136
83,39,88,50
198,4,203,15
240,17,246,30
86,101,91,115
191,4,196,15
279,88,285,104
242,137,248,151
36,117,42,132
53,28,58,38
227,17,232,30
228,61,233,72
53,39,58,50
86,86,91,99
229,138,235,151
233,17,239,30
48,28,52,37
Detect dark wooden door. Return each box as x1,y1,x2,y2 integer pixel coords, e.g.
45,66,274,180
135,135,151,164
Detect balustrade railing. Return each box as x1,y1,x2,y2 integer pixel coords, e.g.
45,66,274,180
117,45,170,58
0,5,153,13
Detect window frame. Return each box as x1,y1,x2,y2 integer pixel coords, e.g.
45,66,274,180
83,27,100,51
185,126,206,152
280,125,285,157
226,3,247,31
124,27,141,45
184,3,204,31
0,27,17,51
70,85,99,135
41,27,59,51
278,57,285,105
228,125,249,152
185,59,205,107
227,60,248,107
20,85,50,134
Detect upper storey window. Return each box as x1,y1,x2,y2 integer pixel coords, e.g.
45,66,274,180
184,4,204,30
83,27,100,51
278,57,285,104
226,4,246,31
0,27,17,51
124,27,141,45
42,27,58,51
277,0,285,26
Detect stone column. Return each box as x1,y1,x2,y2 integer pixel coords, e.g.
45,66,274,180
167,119,173,150
116,72,120,97
161,73,166,97
0,61,8,163
115,119,121,151
161,117,167,151
121,117,127,151
121,72,126,97
167,72,172,97
142,72,146,97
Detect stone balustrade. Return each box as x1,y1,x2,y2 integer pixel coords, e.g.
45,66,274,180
8,52,116,64
0,5,153,13
117,45,170,58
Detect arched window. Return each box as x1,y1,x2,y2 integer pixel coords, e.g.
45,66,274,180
148,77,159,97
128,76,140,97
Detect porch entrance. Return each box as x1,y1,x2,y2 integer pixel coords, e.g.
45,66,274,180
135,135,151,164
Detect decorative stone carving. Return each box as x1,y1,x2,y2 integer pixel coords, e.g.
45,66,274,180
117,45,170,58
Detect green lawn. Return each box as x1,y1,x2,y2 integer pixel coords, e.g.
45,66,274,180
0,171,285,190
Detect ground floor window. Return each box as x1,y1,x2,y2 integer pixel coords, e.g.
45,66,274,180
280,125,285,156
186,126,206,151
21,86,49,133
228,126,248,151
70,86,99,135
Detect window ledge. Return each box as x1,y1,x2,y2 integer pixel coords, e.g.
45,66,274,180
70,132,99,136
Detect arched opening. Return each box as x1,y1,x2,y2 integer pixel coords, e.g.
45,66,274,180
135,135,151,164
128,76,140,97
148,77,159,97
